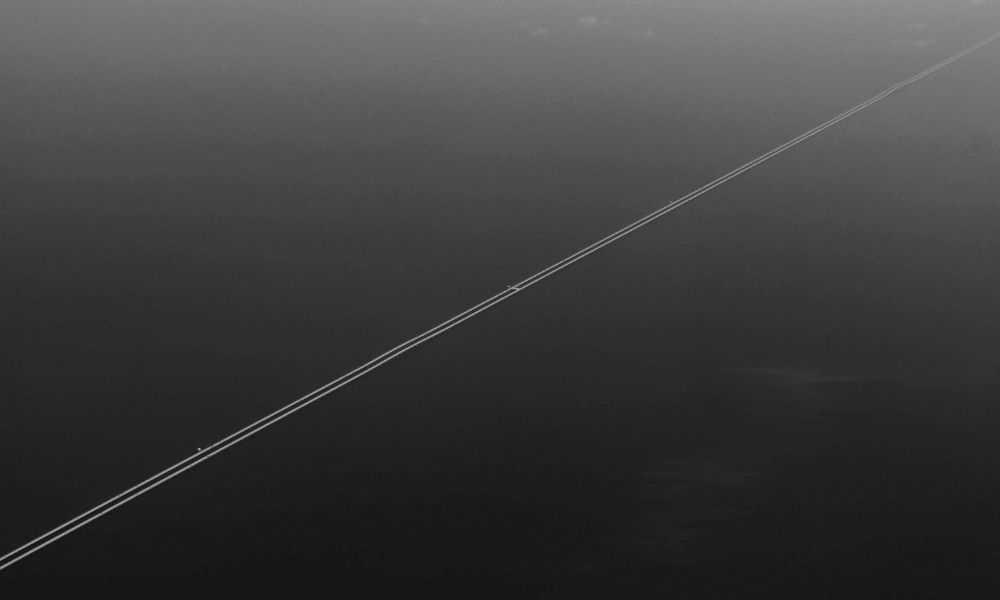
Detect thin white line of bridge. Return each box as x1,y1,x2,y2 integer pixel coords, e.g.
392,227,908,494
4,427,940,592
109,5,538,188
2,30,997,574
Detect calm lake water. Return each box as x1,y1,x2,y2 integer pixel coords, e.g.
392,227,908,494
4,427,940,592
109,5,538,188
3,1,999,596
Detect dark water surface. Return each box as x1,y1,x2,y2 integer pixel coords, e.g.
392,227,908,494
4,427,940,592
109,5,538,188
3,1,1000,596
